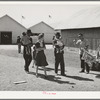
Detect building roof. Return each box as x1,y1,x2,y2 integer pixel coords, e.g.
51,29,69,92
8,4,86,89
51,7,100,30
29,21,55,30
0,14,27,29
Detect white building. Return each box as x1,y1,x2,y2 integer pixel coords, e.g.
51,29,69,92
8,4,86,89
29,21,56,44
0,15,27,44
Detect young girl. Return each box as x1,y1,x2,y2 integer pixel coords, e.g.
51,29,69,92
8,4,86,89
35,33,48,77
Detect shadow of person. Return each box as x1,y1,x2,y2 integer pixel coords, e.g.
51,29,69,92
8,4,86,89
28,71,75,85
38,67,67,72
64,75,94,81
88,72,100,79
96,75,100,78
38,67,55,71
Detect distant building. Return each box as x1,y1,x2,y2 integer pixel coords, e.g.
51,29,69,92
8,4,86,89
54,7,100,50
0,14,27,44
29,21,56,44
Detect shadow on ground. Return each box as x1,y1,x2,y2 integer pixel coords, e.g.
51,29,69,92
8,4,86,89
89,72,100,79
38,67,67,72
28,71,75,85
64,75,94,81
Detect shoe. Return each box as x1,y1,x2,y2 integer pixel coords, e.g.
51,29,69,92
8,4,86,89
79,70,84,73
25,70,29,74
36,74,38,78
86,72,89,74
44,75,48,78
55,73,58,76
61,74,66,76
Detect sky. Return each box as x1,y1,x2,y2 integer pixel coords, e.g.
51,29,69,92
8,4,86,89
0,2,100,28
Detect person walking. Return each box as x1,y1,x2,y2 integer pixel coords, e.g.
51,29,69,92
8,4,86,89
53,32,65,76
22,29,33,73
35,33,48,77
17,36,21,53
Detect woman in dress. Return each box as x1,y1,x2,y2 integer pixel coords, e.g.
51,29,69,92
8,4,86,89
35,33,48,77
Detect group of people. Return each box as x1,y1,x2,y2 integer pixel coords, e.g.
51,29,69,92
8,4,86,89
16,30,66,77
16,29,100,78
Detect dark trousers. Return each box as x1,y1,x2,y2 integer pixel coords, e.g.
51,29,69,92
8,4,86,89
18,43,21,53
23,54,32,72
80,54,90,73
55,53,65,75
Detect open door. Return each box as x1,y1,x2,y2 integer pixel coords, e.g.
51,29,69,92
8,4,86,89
1,32,12,44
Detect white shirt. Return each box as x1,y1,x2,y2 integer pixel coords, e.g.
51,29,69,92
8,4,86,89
76,39,89,54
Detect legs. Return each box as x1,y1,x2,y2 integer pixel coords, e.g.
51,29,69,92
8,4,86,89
85,62,90,74
18,44,21,53
80,54,90,73
23,54,32,72
32,60,35,68
43,66,47,76
60,54,65,75
80,54,85,72
23,54,29,72
55,54,60,74
36,66,47,77
36,66,39,77
55,53,65,75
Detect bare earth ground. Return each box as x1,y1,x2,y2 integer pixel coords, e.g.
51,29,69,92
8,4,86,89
0,45,100,91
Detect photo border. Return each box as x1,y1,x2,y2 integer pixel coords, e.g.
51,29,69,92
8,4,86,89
0,0,100,99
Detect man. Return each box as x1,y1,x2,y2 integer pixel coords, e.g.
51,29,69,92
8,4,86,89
17,36,21,53
22,29,33,73
53,32,65,76
74,33,89,73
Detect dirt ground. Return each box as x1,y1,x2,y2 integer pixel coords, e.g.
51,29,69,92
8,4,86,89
0,45,100,91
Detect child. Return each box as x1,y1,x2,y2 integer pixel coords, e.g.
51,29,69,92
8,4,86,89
21,32,31,55
53,36,64,53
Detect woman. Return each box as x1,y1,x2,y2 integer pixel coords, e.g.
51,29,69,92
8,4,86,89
22,29,33,73
35,33,48,77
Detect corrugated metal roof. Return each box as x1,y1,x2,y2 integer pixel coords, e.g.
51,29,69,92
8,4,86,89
51,7,100,30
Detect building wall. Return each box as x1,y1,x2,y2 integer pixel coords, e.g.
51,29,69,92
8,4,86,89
0,15,27,44
61,27,100,50
30,22,55,43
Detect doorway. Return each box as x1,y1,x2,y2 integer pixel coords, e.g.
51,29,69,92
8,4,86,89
1,32,12,44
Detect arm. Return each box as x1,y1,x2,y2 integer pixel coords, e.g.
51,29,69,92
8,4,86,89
36,47,46,51
29,38,33,47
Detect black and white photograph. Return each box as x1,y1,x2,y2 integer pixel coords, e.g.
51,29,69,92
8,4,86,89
0,1,100,99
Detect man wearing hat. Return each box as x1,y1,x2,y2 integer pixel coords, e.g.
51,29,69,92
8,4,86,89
74,33,89,73
22,29,33,73
53,32,65,76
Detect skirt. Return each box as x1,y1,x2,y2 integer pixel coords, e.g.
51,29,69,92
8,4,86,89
35,50,48,66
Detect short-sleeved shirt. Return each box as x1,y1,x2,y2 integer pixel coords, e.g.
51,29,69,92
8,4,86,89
21,35,31,45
